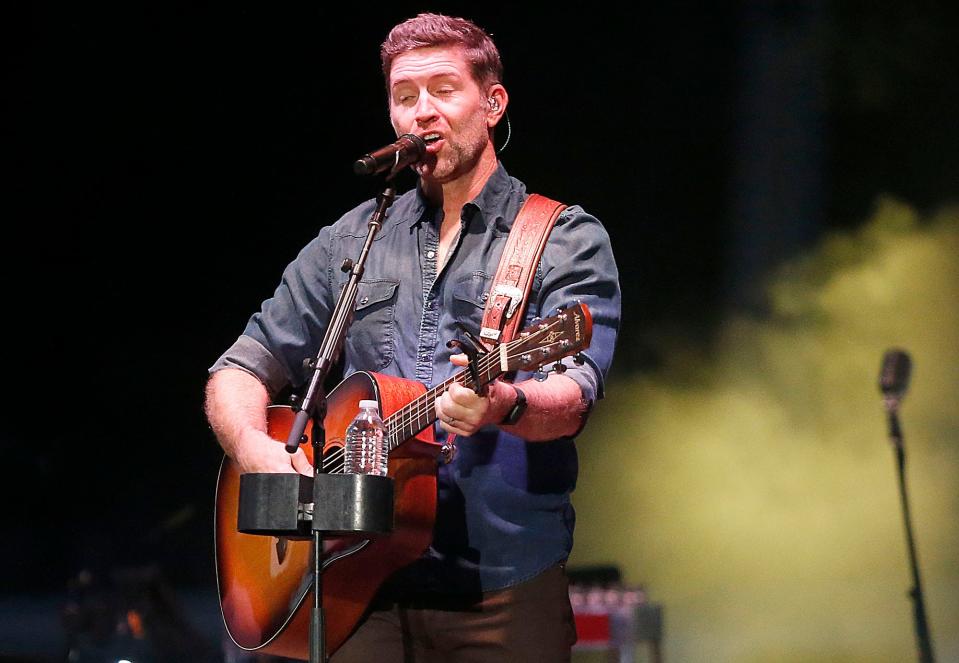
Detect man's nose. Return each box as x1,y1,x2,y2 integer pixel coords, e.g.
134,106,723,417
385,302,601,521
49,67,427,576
414,95,439,125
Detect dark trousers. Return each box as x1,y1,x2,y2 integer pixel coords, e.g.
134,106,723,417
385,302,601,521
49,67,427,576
330,564,577,663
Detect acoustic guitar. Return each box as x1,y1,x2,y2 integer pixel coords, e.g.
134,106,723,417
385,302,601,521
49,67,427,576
215,302,592,659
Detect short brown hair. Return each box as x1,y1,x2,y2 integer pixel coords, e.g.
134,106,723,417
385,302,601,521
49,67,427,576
380,13,503,91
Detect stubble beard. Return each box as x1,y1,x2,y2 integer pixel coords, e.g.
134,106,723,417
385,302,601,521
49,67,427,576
419,120,490,184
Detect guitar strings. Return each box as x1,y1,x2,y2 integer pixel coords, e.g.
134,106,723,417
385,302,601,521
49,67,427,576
391,331,566,439
385,340,550,453
386,340,512,445
383,319,573,450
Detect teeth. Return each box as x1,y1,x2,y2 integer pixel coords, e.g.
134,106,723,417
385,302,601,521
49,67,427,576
424,134,440,144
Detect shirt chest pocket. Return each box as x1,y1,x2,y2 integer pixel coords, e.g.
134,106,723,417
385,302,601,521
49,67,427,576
450,272,492,336
345,279,399,370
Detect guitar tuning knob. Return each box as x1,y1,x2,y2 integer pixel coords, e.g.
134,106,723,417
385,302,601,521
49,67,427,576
534,369,548,382
573,353,586,366
552,361,567,374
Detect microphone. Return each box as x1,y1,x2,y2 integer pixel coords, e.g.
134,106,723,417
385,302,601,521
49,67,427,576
879,348,912,449
353,134,427,176
879,348,912,410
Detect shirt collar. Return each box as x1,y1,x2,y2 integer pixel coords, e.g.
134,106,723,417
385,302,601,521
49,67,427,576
464,161,514,220
409,161,516,227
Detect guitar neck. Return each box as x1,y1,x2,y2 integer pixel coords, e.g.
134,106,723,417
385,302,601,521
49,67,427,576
384,354,503,452
382,303,591,452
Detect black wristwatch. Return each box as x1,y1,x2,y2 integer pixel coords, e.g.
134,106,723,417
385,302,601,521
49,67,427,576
499,386,527,426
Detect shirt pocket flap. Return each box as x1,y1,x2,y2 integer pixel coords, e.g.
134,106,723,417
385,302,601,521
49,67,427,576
451,272,492,308
355,280,399,311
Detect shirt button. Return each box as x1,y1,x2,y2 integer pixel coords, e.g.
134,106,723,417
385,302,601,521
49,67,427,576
426,250,436,259
481,292,489,302
359,296,369,305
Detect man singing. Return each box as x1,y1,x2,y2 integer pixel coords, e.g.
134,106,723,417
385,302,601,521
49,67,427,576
206,12,621,662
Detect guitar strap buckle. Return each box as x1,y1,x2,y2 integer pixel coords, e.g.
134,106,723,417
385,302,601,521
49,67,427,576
494,283,524,318
480,284,522,343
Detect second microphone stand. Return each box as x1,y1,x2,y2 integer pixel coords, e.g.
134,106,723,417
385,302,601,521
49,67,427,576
884,397,935,663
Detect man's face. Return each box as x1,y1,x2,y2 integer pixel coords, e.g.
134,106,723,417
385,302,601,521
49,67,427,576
388,46,493,183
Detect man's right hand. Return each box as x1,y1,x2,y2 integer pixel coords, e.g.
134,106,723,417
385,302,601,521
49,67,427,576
205,368,314,476
234,431,314,476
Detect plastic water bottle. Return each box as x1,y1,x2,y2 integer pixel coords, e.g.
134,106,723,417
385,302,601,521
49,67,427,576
344,399,387,476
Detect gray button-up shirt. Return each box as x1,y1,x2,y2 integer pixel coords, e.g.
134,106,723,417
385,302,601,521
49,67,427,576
211,163,621,592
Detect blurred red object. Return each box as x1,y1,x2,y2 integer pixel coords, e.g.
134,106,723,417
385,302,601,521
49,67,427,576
575,612,611,644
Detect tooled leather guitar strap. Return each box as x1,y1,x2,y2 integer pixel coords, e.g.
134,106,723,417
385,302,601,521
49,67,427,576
479,193,567,347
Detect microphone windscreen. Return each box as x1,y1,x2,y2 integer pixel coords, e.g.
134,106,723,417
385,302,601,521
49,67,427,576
879,349,912,398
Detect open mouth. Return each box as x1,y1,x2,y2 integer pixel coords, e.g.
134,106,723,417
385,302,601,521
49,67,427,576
422,133,443,152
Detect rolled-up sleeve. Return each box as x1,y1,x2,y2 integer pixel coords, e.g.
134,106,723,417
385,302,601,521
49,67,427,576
208,334,290,398
533,205,621,404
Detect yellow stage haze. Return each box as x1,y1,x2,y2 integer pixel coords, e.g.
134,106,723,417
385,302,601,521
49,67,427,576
572,198,959,662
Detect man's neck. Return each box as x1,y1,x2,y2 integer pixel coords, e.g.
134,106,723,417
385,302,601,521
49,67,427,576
421,147,499,229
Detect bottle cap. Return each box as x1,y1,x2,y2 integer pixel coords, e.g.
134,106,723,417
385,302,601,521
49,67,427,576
359,399,379,410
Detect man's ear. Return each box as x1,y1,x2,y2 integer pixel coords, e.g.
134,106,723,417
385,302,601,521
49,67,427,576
486,85,508,127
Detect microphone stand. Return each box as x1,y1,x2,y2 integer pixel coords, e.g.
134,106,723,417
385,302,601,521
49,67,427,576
284,178,398,663
884,399,935,663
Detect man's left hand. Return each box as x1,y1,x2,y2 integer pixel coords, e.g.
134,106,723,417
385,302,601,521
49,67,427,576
435,354,512,436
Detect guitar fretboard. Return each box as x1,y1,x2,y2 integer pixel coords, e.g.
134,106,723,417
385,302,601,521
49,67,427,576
384,355,500,451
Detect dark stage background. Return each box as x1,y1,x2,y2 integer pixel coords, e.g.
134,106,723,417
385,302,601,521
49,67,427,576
4,2,958,659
